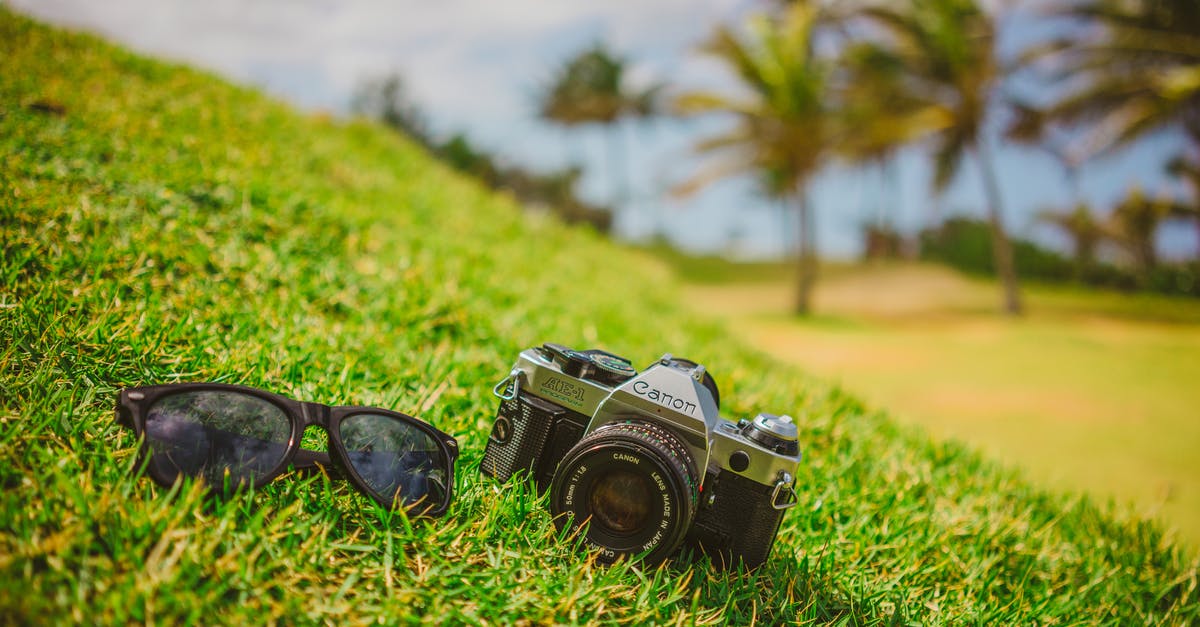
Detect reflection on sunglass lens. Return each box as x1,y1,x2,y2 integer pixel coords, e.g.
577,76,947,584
339,413,447,509
145,391,292,487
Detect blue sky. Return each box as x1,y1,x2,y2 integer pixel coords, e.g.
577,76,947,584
13,0,1192,259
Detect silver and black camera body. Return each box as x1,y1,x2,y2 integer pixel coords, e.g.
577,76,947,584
481,342,802,568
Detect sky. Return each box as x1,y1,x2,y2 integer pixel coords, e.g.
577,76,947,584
11,0,1193,260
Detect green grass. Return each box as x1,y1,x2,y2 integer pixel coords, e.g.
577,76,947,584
2,9,1198,624
627,241,796,285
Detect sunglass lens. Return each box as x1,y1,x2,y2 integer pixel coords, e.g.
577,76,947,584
338,413,448,510
144,391,292,487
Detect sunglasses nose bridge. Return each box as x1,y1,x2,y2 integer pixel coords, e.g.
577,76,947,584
299,401,332,429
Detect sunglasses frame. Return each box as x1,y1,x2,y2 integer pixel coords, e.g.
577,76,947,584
116,382,459,516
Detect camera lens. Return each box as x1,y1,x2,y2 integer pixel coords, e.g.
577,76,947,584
549,421,699,565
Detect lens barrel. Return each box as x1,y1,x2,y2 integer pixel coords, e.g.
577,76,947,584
549,421,699,565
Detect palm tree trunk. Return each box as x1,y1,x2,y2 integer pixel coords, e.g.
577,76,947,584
1064,164,1096,278
1190,207,1200,260
880,159,898,229
1193,214,1200,262
1065,162,1082,207
794,189,817,315
974,139,1022,315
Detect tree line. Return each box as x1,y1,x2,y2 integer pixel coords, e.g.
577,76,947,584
359,0,1199,315
352,75,613,233
672,0,1200,314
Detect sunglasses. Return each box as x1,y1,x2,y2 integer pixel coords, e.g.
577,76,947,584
116,383,459,516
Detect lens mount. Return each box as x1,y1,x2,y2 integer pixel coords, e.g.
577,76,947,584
549,421,699,565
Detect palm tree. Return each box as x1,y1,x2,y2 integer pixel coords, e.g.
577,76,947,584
834,39,949,166
835,40,949,235
540,45,623,126
1108,186,1172,273
1037,203,1104,273
1027,0,1200,158
675,2,832,314
1023,0,1200,264
841,0,1023,314
539,44,660,210
1166,152,1200,257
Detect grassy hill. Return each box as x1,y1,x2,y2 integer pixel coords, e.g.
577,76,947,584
2,9,1197,624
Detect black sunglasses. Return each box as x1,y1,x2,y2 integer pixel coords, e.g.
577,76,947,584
116,383,459,516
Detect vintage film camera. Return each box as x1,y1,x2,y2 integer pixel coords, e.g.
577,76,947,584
480,342,802,568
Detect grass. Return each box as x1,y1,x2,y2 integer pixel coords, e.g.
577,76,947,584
628,241,797,285
1,9,1198,624
684,262,1200,554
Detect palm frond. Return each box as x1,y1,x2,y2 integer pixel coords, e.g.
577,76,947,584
677,2,832,200
670,156,756,198
1029,0,1200,155
1003,99,1047,145
932,130,968,193
701,27,771,96
673,91,760,117
836,0,996,182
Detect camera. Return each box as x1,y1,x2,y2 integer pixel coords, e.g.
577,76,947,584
480,342,802,568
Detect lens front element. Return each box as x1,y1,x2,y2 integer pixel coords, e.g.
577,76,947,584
589,470,653,534
338,413,448,511
550,422,699,565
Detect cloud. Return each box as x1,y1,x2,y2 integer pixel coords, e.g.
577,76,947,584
14,0,748,117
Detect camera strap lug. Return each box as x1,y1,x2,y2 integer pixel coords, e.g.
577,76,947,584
492,368,523,401
770,471,798,510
